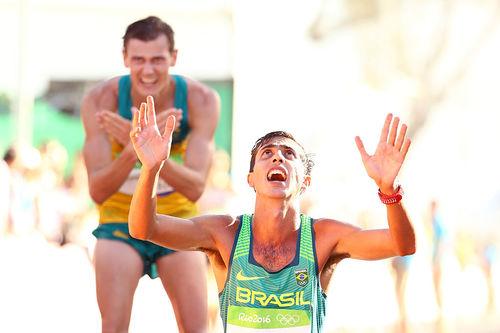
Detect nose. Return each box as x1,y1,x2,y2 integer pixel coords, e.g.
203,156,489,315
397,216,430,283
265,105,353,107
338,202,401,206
272,151,284,163
143,62,154,74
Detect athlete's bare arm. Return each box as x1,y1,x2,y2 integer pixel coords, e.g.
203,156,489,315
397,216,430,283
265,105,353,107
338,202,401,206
128,97,234,292
95,79,219,202
128,96,227,250
158,80,220,201
131,161,235,291
131,163,225,252
316,114,415,268
81,78,138,204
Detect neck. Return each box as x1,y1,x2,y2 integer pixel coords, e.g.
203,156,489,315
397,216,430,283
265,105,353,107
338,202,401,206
252,197,301,244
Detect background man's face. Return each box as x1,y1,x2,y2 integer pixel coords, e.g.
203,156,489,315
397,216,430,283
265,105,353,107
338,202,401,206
123,35,177,97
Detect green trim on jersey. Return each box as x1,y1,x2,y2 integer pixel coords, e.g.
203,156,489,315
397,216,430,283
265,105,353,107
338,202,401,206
219,214,327,332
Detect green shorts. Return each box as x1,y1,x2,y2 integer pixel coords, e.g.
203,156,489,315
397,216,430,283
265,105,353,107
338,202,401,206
92,223,175,278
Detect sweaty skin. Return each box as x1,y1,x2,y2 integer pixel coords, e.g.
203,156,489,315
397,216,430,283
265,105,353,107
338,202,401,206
129,97,414,331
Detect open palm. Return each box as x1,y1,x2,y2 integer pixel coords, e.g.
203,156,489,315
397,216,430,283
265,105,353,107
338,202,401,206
130,96,176,170
355,114,411,193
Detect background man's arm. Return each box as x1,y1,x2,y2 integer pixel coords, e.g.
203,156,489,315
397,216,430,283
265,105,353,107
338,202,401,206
158,83,220,201
81,82,138,204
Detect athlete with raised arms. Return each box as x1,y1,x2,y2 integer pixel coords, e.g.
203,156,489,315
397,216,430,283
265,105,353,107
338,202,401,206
129,96,415,332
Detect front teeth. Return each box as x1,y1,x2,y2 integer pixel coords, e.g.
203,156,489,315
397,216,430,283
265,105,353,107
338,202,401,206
267,169,286,180
269,170,284,177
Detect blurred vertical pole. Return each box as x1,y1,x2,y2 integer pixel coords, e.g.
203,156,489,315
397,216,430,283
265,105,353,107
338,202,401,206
15,0,34,147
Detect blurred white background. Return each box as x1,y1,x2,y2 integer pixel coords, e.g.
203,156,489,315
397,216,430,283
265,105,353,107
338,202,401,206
1,0,499,332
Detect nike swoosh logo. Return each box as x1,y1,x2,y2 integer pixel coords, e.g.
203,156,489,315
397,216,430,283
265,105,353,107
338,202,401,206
236,270,267,281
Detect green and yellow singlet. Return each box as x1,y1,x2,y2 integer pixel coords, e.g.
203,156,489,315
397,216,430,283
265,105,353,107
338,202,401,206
98,74,198,224
219,214,327,332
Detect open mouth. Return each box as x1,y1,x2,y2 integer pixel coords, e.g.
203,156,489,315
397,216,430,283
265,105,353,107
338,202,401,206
267,168,287,182
140,78,158,85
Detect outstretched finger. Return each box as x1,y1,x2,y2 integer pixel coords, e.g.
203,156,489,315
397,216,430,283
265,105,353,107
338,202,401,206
379,113,393,144
139,103,147,128
130,107,139,139
355,136,369,162
146,95,158,129
388,116,399,146
401,138,411,159
131,106,139,130
395,123,407,151
162,115,176,141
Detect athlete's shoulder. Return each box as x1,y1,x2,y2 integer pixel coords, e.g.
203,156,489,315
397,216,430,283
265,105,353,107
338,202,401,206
85,76,120,98
312,217,361,237
193,214,241,244
82,76,121,112
312,217,362,266
194,214,240,229
184,76,220,112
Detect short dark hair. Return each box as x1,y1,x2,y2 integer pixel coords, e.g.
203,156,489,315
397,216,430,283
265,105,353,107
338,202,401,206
123,16,175,52
249,131,314,175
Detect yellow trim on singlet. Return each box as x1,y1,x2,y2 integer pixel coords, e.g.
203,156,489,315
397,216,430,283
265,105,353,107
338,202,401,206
98,138,197,224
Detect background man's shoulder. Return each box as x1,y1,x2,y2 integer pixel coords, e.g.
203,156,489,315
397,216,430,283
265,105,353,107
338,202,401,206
86,76,120,100
82,77,121,113
184,77,220,107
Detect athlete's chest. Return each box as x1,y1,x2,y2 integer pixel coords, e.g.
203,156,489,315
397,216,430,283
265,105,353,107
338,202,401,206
252,242,297,272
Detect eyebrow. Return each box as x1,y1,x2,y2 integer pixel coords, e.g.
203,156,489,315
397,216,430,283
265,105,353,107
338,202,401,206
259,144,297,153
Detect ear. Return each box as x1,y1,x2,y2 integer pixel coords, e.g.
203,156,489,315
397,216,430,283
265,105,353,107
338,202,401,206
247,172,255,191
299,175,311,194
170,49,178,66
123,48,130,68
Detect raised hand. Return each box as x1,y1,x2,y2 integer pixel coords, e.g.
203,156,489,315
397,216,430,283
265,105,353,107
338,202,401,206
355,114,411,194
130,96,176,170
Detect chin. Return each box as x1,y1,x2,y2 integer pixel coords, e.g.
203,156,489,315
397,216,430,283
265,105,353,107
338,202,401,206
265,189,290,199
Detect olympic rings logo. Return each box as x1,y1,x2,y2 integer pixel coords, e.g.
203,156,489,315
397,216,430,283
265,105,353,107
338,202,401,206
276,314,300,325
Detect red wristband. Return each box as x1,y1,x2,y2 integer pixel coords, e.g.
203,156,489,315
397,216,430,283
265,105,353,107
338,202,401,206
378,185,403,204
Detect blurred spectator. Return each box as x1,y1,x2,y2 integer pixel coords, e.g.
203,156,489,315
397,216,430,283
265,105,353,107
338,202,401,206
391,255,413,333
7,145,41,236
425,200,448,322
479,238,497,315
36,140,68,244
60,152,97,251
454,228,476,270
0,147,15,234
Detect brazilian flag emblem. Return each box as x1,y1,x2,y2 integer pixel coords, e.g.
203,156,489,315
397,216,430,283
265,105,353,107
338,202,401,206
295,269,309,287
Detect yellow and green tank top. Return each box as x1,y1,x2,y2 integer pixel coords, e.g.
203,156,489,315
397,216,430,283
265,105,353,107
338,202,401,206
219,214,327,332
98,74,197,224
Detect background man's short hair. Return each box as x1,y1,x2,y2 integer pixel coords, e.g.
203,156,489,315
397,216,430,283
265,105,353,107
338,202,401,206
123,16,175,52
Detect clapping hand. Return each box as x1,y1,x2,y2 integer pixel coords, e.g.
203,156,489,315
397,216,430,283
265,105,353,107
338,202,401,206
97,107,182,147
